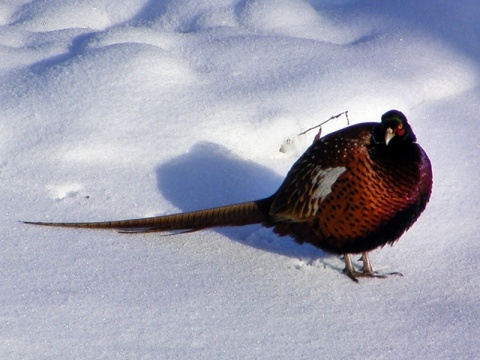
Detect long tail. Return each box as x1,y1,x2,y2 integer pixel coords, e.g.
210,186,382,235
23,198,273,233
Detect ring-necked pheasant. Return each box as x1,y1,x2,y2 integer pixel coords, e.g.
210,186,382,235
25,110,433,281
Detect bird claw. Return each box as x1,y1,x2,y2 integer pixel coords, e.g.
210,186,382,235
343,268,403,283
343,252,402,282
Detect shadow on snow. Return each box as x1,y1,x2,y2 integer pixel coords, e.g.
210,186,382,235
155,141,326,261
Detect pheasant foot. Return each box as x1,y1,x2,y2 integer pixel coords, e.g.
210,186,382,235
343,253,403,282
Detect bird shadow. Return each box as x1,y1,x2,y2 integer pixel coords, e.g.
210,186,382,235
155,141,327,261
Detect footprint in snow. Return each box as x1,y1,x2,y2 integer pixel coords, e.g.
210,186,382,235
47,183,85,201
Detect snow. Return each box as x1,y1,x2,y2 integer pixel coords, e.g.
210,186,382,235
1,0,479,358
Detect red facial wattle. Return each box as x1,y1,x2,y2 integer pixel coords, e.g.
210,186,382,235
395,124,405,137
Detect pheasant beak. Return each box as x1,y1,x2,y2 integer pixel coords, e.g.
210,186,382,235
385,127,395,145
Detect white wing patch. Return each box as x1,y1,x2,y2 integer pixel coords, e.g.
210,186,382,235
312,166,347,202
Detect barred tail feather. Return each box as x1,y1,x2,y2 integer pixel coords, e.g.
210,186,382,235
23,198,272,233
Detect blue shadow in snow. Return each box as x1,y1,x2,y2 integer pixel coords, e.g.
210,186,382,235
155,141,325,259
30,31,99,74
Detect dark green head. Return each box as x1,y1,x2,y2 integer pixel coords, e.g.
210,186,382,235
374,110,417,145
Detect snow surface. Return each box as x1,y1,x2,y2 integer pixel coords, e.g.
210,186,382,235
1,0,479,358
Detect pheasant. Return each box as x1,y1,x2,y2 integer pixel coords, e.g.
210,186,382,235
25,110,433,281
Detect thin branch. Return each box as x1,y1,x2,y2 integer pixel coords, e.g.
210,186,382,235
297,111,349,137
280,110,350,151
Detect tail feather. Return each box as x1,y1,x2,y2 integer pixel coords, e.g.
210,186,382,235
23,198,272,232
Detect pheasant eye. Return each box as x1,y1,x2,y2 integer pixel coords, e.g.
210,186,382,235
395,124,405,136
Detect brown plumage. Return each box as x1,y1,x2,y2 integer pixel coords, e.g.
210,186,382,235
25,110,433,281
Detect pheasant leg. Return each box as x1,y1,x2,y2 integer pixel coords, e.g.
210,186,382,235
343,253,402,282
